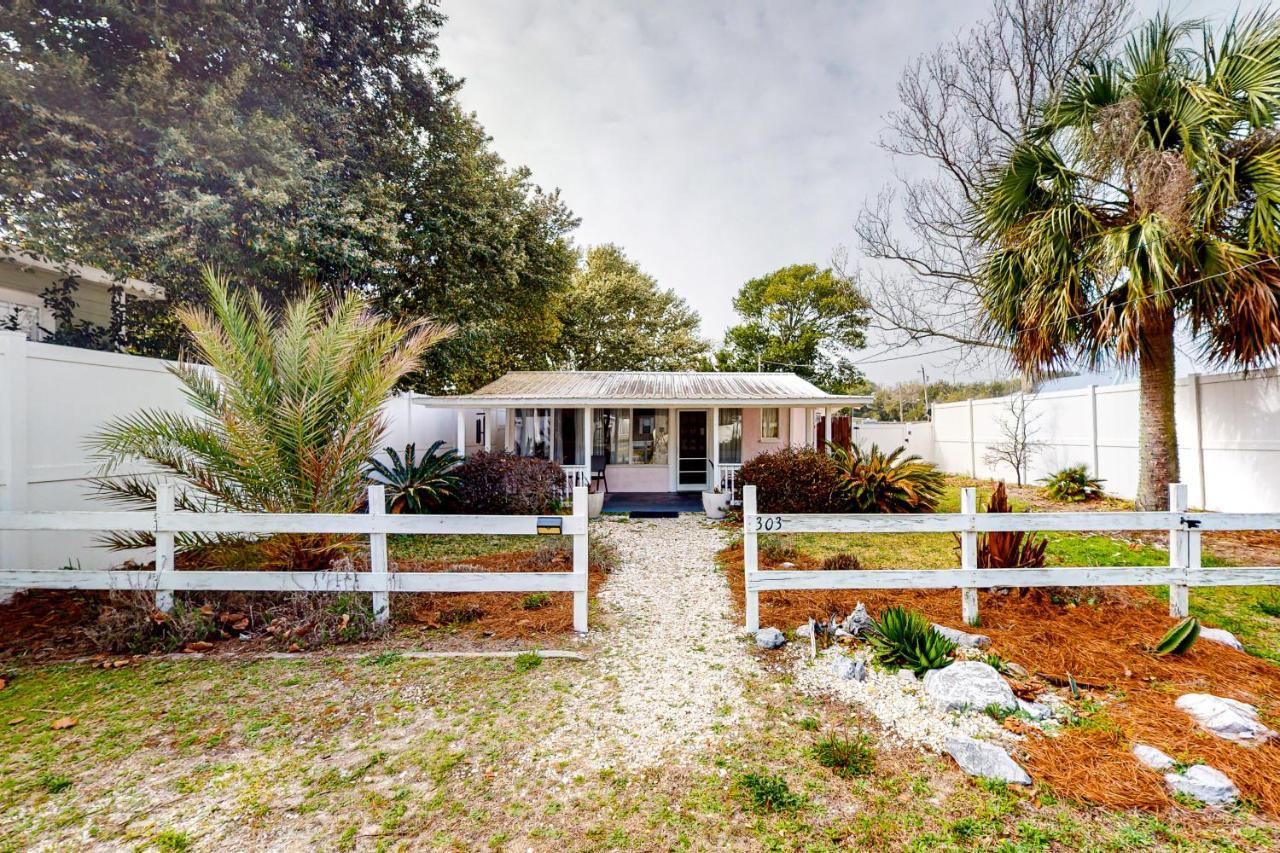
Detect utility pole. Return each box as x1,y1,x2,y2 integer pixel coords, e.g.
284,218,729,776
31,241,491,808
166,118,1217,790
920,366,930,419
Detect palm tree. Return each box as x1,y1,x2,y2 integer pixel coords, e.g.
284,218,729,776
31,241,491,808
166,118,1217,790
90,267,451,569
976,13,1280,509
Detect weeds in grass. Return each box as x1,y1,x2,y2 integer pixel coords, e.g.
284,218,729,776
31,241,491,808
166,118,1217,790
735,771,805,813
761,540,798,563
358,651,402,666
521,593,551,611
38,773,72,794
820,553,862,571
514,652,543,673
795,716,819,732
152,829,193,852
1256,593,1280,619
810,730,875,778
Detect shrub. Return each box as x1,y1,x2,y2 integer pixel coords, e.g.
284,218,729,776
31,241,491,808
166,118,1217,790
761,539,798,563
89,267,450,570
521,593,551,611
1039,464,1106,502
735,771,805,813
832,444,945,513
867,606,956,675
452,451,564,514
514,651,543,673
367,441,461,513
976,482,1047,569
820,553,862,571
738,447,844,513
811,730,876,778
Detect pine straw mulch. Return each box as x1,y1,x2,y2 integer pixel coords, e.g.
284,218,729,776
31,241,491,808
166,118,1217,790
0,547,609,659
720,542,1280,816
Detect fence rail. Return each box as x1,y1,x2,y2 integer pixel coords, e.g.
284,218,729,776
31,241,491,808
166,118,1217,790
0,484,591,632
741,483,1280,631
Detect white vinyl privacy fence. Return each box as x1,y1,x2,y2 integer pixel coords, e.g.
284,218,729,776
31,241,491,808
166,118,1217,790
741,484,1280,631
0,484,591,632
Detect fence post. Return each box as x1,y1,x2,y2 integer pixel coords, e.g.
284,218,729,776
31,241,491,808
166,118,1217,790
967,399,977,476
1168,482,1189,617
0,331,30,578
368,484,389,624
744,484,759,631
960,486,979,626
154,480,175,613
572,484,588,633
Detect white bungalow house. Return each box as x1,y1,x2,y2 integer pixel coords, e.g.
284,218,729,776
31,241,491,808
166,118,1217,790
0,250,165,341
419,371,871,498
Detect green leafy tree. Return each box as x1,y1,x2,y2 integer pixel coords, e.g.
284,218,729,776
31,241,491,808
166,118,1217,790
555,244,708,371
715,264,870,393
977,13,1280,509
869,378,1024,421
90,267,451,571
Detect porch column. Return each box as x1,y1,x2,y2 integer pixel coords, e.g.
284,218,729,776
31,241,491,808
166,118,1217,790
583,406,593,467
504,408,514,452
455,409,467,459
711,406,720,488
824,406,833,453
483,408,494,452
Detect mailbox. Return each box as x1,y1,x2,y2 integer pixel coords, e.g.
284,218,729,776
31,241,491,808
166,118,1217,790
536,516,563,535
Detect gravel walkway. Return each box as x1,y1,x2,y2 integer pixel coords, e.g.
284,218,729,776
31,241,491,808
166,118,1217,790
526,514,757,776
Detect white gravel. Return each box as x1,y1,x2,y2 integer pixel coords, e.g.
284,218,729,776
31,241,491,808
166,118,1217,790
525,515,757,775
793,646,1004,752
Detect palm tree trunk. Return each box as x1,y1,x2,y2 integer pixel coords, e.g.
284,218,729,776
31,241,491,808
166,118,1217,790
1135,308,1180,511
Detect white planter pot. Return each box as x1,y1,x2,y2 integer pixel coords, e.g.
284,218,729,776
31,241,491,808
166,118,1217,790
702,491,731,519
586,490,606,518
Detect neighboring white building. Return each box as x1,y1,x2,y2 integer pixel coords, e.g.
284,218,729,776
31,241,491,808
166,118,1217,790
419,370,872,495
0,250,165,341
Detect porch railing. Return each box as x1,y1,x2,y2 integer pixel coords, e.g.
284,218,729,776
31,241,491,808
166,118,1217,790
716,463,742,501
562,465,590,502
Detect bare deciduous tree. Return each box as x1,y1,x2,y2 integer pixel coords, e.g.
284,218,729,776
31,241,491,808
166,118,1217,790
983,394,1041,486
852,0,1131,365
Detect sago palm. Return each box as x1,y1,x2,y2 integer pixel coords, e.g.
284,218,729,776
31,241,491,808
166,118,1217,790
976,13,1280,509
90,267,451,569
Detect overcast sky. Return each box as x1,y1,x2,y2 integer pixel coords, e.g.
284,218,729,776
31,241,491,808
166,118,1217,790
438,0,1263,384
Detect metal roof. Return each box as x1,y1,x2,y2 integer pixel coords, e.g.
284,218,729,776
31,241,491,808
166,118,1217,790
419,371,873,408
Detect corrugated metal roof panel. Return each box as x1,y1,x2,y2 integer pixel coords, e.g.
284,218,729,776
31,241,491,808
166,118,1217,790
435,371,862,403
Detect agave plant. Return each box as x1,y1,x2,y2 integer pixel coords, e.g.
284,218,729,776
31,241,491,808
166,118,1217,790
832,444,945,513
89,266,451,570
1039,465,1107,503
867,606,957,675
1153,617,1201,656
367,441,461,513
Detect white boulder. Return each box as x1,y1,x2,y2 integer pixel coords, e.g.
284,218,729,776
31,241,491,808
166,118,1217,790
932,624,992,649
1165,765,1239,806
944,735,1032,785
830,656,867,681
1175,694,1276,744
1199,628,1244,651
755,627,786,649
923,661,1018,713
1131,743,1175,770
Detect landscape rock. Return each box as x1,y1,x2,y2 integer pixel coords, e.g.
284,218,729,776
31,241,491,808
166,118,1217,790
1132,743,1175,770
755,627,786,650
842,602,873,635
944,735,1032,785
1016,699,1053,721
795,623,813,639
923,661,1018,713
1004,662,1030,680
1175,693,1276,744
1199,628,1244,651
779,561,797,568
933,624,991,649
897,668,918,683
830,656,867,681
1164,765,1238,806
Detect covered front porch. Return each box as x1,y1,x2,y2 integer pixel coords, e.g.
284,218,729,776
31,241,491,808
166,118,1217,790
419,371,872,502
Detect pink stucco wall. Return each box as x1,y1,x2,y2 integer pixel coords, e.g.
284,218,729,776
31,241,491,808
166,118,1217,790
602,464,670,492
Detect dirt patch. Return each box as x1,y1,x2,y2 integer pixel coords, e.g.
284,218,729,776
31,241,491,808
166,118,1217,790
720,542,1280,815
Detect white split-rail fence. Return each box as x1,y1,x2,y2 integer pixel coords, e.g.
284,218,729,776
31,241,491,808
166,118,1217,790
0,484,591,632
742,483,1280,632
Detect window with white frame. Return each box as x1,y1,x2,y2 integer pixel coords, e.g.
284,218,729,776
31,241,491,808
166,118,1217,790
760,407,780,440
0,299,46,341
718,408,742,463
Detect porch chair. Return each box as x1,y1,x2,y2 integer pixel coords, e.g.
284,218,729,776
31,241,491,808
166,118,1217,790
590,453,608,493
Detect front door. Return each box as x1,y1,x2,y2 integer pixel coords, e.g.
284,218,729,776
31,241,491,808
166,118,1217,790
677,410,707,491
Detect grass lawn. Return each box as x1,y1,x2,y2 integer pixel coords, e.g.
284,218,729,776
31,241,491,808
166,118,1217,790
388,533,543,562
2,655,1275,851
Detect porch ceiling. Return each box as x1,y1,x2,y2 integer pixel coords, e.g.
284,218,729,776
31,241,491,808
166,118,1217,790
418,370,872,408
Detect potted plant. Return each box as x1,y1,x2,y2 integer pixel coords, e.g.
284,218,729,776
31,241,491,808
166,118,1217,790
587,484,606,518
702,487,731,519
